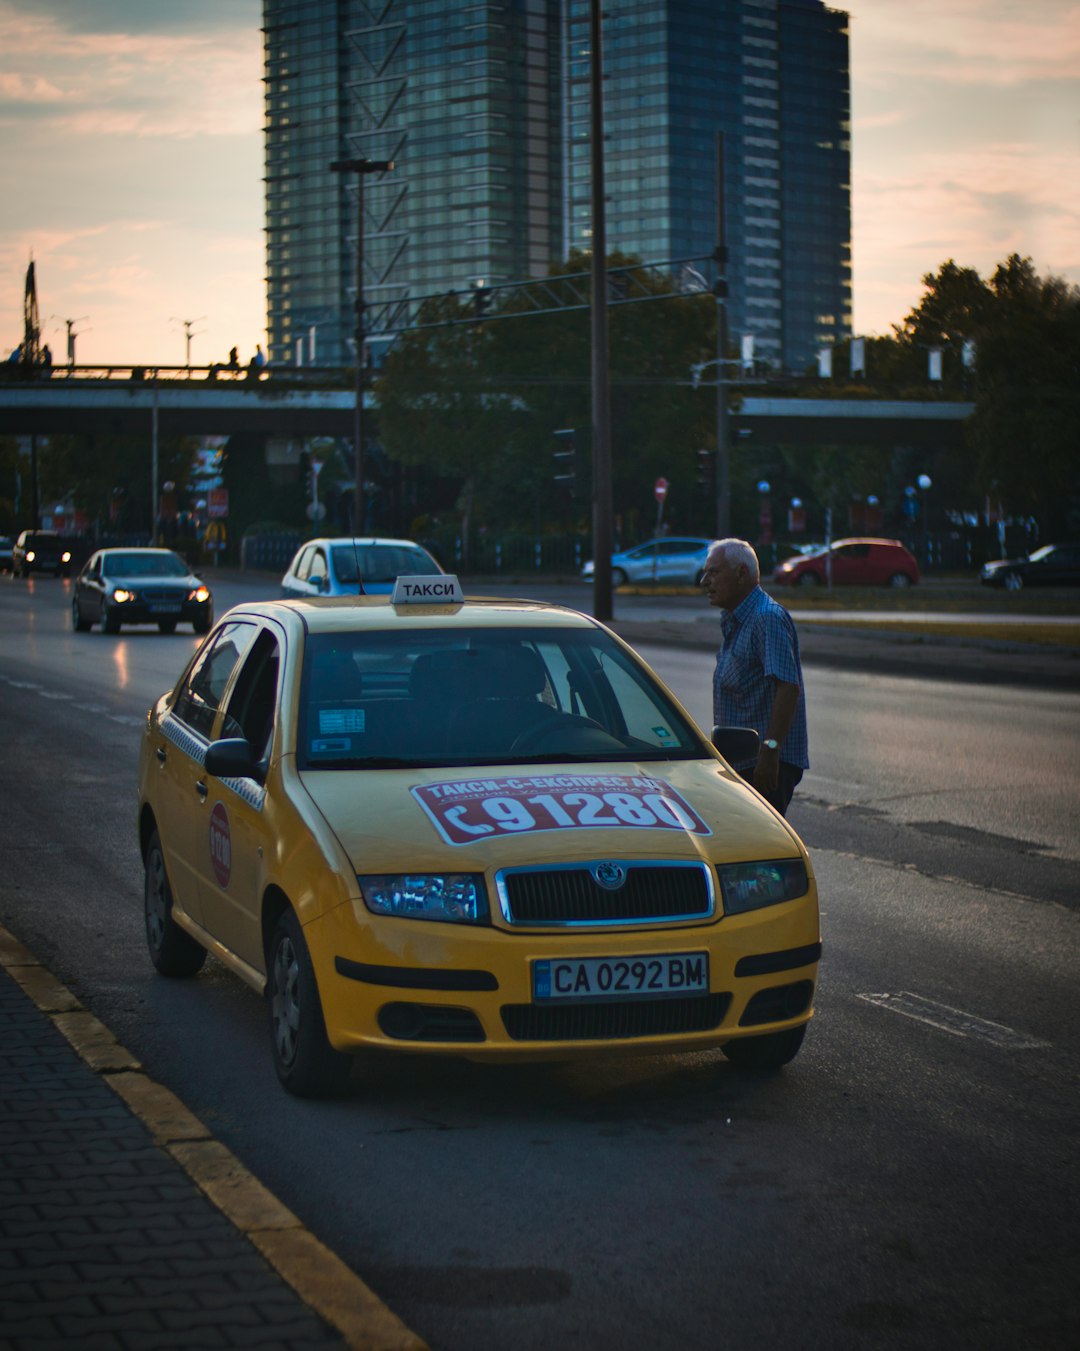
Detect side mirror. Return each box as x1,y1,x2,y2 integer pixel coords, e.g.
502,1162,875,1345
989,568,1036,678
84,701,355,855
712,726,760,764
204,737,261,781
319,575,330,594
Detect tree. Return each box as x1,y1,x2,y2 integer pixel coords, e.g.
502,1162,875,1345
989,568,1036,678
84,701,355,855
373,252,716,545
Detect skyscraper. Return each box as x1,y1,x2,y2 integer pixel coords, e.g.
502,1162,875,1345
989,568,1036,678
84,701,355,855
263,0,850,374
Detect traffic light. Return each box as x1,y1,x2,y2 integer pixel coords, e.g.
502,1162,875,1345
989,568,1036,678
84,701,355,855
472,280,492,318
552,428,579,494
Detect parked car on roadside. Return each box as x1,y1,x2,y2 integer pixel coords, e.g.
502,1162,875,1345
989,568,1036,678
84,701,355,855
12,529,73,577
773,538,920,588
71,547,213,634
980,542,1080,591
0,535,13,572
582,537,716,588
281,536,444,598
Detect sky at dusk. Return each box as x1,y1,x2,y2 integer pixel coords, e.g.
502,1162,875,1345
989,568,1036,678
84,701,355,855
1,0,1077,367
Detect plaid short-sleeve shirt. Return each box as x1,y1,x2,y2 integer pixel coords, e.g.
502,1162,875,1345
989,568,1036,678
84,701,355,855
713,586,809,770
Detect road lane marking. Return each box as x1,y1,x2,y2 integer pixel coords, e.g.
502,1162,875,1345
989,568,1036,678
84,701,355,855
857,991,1050,1049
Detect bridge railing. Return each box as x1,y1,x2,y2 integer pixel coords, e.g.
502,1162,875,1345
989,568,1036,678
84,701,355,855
1,363,351,386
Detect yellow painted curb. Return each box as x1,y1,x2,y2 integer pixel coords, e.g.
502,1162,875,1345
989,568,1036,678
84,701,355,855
252,1227,427,1351
0,920,429,1351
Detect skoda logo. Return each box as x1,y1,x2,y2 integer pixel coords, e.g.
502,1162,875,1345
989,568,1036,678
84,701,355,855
591,862,628,891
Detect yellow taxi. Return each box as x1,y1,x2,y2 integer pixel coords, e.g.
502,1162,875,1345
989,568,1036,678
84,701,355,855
137,576,820,1096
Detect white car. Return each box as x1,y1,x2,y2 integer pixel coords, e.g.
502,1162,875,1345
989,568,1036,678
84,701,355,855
281,536,444,598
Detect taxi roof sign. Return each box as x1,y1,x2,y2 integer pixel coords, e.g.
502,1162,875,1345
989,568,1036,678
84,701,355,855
391,574,464,605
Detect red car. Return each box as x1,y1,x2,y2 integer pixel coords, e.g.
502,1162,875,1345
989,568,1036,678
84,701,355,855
773,538,920,588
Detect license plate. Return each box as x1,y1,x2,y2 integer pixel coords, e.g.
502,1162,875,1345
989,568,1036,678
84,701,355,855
533,952,709,1003
149,603,181,613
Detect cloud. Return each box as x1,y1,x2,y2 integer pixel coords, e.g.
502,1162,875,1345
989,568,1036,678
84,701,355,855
847,0,1080,85
0,0,262,138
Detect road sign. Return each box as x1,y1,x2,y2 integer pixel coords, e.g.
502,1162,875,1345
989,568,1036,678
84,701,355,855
654,477,669,502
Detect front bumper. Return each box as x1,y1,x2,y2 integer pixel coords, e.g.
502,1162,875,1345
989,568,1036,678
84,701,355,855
308,893,821,1059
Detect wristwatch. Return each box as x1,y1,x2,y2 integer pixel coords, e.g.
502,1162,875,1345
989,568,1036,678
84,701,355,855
762,738,779,751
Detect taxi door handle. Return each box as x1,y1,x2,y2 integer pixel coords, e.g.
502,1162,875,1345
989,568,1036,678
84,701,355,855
156,747,167,764
195,780,208,799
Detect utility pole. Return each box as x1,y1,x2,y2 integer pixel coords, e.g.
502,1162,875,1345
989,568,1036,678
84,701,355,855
714,133,731,537
329,156,395,534
590,0,613,622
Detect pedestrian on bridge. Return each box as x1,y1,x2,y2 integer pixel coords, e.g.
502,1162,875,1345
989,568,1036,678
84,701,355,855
702,538,808,816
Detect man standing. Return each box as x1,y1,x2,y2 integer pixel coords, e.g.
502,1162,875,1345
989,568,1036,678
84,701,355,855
701,538,808,815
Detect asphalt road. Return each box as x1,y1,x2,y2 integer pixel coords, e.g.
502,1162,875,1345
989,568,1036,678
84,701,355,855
1,572,1078,1351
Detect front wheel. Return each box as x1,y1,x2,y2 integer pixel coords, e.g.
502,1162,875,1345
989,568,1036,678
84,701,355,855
71,596,92,632
723,1024,806,1072
611,568,628,588
157,619,177,634
888,572,913,589
269,910,352,1097
144,831,206,977
797,571,821,588
1003,572,1023,592
193,609,213,635
102,607,121,634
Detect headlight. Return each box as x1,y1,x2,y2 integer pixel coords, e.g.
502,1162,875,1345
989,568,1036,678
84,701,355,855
61,551,71,563
359,874,489,925
112,588,136,603
718,858,808,914
26,550,36,562
189,586,211,603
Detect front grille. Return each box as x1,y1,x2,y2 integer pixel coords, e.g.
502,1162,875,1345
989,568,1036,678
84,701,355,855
497,863,713,926
141,587,186,602
501,992,731,1042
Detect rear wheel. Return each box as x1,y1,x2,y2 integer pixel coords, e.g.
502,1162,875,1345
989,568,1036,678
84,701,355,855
269,910,352,1097
144,831,206,977
723,1024,806,1072
797,571,821,588
888,572,913,588
1003,572,1023,591
71,596,91,632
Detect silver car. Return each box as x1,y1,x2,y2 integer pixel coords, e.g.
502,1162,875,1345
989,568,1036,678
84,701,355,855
280,536,445,598
582,537,715,587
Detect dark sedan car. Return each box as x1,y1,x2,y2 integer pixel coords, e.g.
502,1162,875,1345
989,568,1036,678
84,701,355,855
980,542,1080,591
72,548,214,634
12,529,73,577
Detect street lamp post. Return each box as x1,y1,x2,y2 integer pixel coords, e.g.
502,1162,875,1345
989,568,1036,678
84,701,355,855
329,156,395,534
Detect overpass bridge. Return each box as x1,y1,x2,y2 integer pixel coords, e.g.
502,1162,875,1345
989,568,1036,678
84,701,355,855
0,367,974,448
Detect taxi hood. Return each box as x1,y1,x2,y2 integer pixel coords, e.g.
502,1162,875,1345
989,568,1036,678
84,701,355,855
299,757,801,874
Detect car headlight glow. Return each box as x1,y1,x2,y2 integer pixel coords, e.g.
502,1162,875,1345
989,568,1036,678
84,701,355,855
26,550,36,562
719,858,809,914
358,874,489,925
61,551,71,563
112,587,136,603
189,586,211,603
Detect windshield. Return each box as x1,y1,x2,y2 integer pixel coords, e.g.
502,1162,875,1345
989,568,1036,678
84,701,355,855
1028,545,1054,562
331,544,441,585
298,626,708,769
106,551,190,577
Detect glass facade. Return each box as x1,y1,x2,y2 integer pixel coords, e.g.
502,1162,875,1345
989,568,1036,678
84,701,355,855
263,0,849,372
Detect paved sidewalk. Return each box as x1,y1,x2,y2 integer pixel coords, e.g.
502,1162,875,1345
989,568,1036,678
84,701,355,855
0,931,425,1351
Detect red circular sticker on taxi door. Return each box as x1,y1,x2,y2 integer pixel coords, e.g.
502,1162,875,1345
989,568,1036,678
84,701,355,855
209,801,232,888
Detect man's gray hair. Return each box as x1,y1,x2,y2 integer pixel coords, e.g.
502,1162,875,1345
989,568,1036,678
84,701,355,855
709,538,760,583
